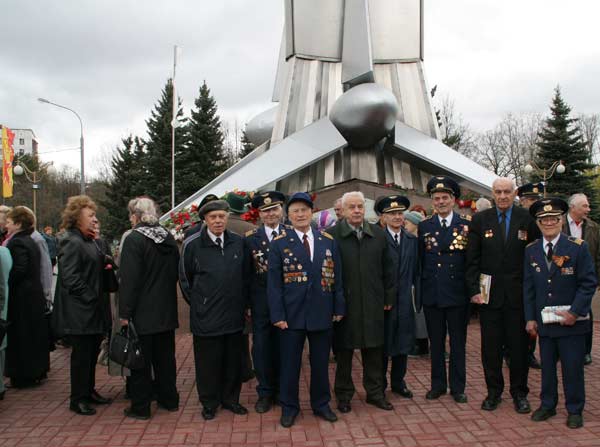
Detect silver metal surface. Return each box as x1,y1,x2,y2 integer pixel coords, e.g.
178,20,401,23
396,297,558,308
329,83,398,148
341,0,374,86
245,105,278,146
369,0,422,62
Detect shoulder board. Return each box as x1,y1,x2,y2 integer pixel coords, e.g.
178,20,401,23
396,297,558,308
526,239,539,248
321,231,334,240
245,228,257,237
460,214,472,222
424,215,435,221
568,236,584,245
273,233,286,241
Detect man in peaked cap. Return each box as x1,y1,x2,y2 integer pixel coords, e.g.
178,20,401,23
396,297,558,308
244,191,287,414
419,176,470,404
268,192,345,427
517,183,545,210
524,198,596,429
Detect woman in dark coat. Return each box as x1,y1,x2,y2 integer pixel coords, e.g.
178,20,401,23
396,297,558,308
4,206,50,387
53,195,111,416
119,197,180,420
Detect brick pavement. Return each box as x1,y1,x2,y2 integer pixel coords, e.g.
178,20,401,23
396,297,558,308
1,320,600,447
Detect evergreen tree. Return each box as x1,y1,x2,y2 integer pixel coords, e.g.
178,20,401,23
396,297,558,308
239,129,256,158
178,81,226,201
533,87,596,206
143,79,187,213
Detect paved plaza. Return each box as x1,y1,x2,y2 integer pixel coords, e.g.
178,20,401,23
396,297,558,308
1,320,600,447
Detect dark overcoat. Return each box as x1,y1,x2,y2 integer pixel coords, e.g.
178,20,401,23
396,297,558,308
5,229,50,380
383,228,420,357
327,219,397,349
562,217,600,279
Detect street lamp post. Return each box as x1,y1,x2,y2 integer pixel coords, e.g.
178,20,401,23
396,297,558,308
37,98,85,195
13,161,56,218
524,160,566,197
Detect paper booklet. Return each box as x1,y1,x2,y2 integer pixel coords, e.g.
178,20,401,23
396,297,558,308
479,273,492,304
541,305,590,324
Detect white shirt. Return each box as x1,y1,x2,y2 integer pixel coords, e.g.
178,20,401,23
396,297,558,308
543,234,561,257
387,226,402,246
207,229,224,246
265,224,281,242
294,228,314,262
438,211,454,228
567,214,583,239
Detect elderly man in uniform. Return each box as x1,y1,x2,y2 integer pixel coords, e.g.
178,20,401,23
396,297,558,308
268,192,344,428
328,191,396,413
524,198,597,429
466,177,539,414
179,199,250,420
244,191,287,414
418,176,470,404
376,195,419,399
562,193,600,366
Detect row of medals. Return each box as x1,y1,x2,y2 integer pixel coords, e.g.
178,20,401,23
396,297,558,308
283,250,307,283
322,257,335,289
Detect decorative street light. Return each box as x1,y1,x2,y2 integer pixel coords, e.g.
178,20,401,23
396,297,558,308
37,98,85,195
13,160,56,218
524,160,566,197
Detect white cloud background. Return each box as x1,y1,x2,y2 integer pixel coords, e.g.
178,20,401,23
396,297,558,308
1,0,599,174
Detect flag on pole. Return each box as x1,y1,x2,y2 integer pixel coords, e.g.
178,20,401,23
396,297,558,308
1,125,15,198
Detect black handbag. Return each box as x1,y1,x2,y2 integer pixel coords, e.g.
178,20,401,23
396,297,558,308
0,318,9,345
109,321,144,370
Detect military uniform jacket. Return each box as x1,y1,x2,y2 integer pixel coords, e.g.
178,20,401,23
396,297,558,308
562,217,600,279
244,225,288,322
465,206,539,309
267,229,345,331
418,213,469,308
523,234,597,337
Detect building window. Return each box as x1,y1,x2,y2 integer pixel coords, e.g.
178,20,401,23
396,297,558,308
18,149,24,156
19,138,25,145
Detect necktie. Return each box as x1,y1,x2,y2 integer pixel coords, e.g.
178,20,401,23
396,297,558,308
215,237,223,254
303,233,311,259
499,212,507,242
441,219,447,229
546,242,553,262
394,233,399,246
355,227,363,240
271,230,278,240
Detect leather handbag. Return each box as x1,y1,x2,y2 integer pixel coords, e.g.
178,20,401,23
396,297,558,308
109,321,144,370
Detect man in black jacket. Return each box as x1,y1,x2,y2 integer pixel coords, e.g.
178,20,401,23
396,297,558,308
466,177,539,414
180,199,250,420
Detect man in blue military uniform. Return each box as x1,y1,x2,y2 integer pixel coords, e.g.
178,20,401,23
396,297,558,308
418,176,470,403
268,192,345,428
524,198,597,429
244,191,287,414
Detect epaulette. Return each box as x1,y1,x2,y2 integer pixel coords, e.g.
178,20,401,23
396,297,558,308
273,232,286,241
568,236,584,246
526,239,539,248
321,231,334,240
245,228,257,237
460,214,472,222
424,214,435,220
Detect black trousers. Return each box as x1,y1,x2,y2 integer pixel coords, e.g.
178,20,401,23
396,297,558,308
382,354,407,392
252,318,280,398
193,331,242,410
129,331,179,415
335,346,384,402
69,334,102,405
479,305,529,399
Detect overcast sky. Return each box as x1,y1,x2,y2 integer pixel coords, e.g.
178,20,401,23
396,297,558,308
2,0,599,175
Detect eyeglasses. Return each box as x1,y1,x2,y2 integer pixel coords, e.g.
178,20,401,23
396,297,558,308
538,216,560,224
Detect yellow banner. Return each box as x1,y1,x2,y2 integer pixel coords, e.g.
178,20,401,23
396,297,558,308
1,126,15,198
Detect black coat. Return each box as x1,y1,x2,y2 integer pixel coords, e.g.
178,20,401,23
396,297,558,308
118,225,180,335
5,229,50,380
53,229,105,336
465,205,539,309
179,227,250,337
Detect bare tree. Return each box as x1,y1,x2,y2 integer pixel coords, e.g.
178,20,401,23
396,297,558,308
578,113,600,164
434,94,477,157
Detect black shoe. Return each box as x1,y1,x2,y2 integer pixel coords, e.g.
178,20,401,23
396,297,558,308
425,389,446,400
529,355,541,369
481,396,501,411
452,393,468,404
584,354,592,365
567,413,583,429
89,390,112,405
201,407,216,420
337,401,351,413
69,402,96,416
392,387,413,398
123,407,150,420
313,408,338,422
157,401,179,412
222,403,248,415
366,397,393,411
280,413,297,428
513,397,531,414
531,407,556,421
255,396,273,414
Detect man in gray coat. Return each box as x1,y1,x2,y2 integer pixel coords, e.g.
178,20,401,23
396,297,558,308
327,191,397,413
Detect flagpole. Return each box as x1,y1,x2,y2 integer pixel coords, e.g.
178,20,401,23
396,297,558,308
171,45,178,210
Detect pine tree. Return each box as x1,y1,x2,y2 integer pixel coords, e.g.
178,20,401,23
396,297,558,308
178,81,226,202
533,87,596,203
143,79,187,213
239,129,256,158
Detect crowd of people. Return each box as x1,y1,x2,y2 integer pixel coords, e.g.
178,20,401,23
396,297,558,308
0,175,597,431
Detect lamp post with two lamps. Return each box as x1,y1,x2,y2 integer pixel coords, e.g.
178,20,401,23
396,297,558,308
524,160,566,198
13,160,56,218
